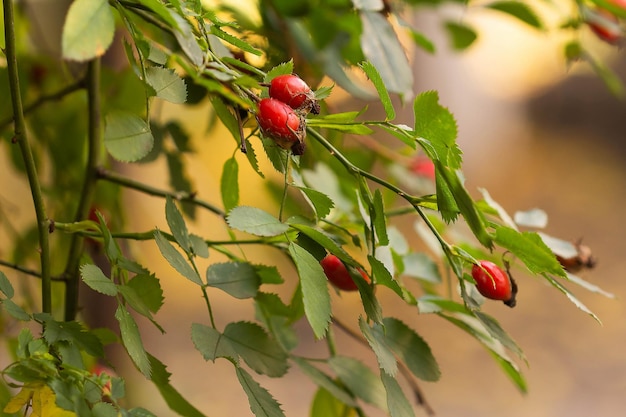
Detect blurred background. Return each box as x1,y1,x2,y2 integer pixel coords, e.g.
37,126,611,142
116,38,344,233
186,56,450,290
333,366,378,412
2,2,625,416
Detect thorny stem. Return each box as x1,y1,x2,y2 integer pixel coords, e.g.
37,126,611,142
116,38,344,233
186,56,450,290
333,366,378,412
332,318,435,416
64,59,102,321
4,0,52,313
97,167,225,217
0,79,85,131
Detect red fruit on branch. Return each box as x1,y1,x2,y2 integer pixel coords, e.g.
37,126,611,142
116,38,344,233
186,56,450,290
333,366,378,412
587,8,622,44
320,254,370,291
256,98,305,151
269,74,320,114
471,260,517,307
410,155,435,180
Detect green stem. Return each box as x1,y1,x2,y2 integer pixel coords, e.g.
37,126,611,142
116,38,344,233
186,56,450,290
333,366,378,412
3,0,52,313
64,59,102,321
0,79,85,131
0,260,41,279
97,167,226,217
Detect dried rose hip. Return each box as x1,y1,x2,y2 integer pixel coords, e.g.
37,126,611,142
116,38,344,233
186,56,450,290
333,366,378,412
471,260,517,307
269,74,320,114
320,254,370,292
256,98,305,151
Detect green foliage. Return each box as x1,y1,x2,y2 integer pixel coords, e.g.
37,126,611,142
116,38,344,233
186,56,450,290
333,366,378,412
0,0,615,416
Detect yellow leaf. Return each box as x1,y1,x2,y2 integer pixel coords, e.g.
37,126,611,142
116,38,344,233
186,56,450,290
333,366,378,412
31,384,76,417
3,384,37,413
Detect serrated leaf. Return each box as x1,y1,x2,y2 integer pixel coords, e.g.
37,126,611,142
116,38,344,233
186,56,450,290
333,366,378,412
295,186,334,219
292,358,356,406
444,21,478,50
310,387,357,417
474,311,525,361
1,299,31,321
486,1,543,29
369,255,416,304
62,0,114,61
359,61,395,120
93,402,117,417
115,305,151,378
328,356,387,411
210,26,262,56
565,272,615,299
306,119,374,135
117,284,164,333
38,314,103,357
360,11,413,100
380,371,415,417
236,367,286,417
372,189,389,246
206,262,260,299
288,243,331,339
104,112,154,162
191,323,239,363
166,196,191,253
374,318,440,381
353,269,383,324
359,317,397,376
224,322,289,377
227,206,289,237
221,157,239,212
543,274,601,323
494,227,565,276
146,67,187,104
154,230,202,285
190,234,209,258
80,264,118,296
288,223,354,264
264,61,294,83
171,12,204,66
0,270,14,298
126,274,163,313
148,354,208,417
414,91,461,169
255,265,284,284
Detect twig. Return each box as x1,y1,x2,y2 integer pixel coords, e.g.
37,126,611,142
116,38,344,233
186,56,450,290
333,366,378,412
96,167,226,217
3,0,52,313
64,59,102,321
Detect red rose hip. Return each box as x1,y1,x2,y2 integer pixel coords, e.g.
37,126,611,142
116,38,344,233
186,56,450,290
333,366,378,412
269,74,319,113
320,254,370,291
471,260,517,307
587,9,622,44
256,98,305,150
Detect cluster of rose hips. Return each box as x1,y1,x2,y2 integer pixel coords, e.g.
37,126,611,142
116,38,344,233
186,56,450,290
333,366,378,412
586,0,625,44
255,74,320,156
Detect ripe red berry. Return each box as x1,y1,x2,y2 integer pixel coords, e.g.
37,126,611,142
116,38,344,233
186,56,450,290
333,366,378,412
410,155,435,180
256,98,305,150
269,74,319,113
471,261,516,307
320,254,370,292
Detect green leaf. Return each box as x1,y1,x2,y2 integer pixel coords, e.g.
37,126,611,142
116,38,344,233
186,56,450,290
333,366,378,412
153,230,203,285
359,317,397,376
191,323,239,363
494,227,565,276
265,61,294,83
328,356,387,411
310,387,357,417
372,189,389,246
306,120,374,135
127,274,164,314
486,1,543,29
413,91,461,169
408,29,436,54
402,253,441,283
166,196,192,253
288,223,354,265
360,11,414,100
474,311,525,361
291,358,356,406
444,21,478,51
375,318,440,382
353,270,383,324
104,112,154,162
221,157,240,212
288,243,331,339
565,272,615,299
224,321,289,377
117,285,164,334
236,367,286,417
227,206,289,237
1,299,30,321
210,26,262,56
146,67,187,104
0,270,14,299
543,274,601,323
171,12,204,66
115,305,151,378
190,234,210,258
255,265,284,285
80,264,118,296
37,314,103,357
359,61,395,120
93,402,118,417
295,186,334,219
369,255,415,305
380,371,416,417
206,262,260,299
209,96,240,143
148,354,208,417
62,0,114,61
